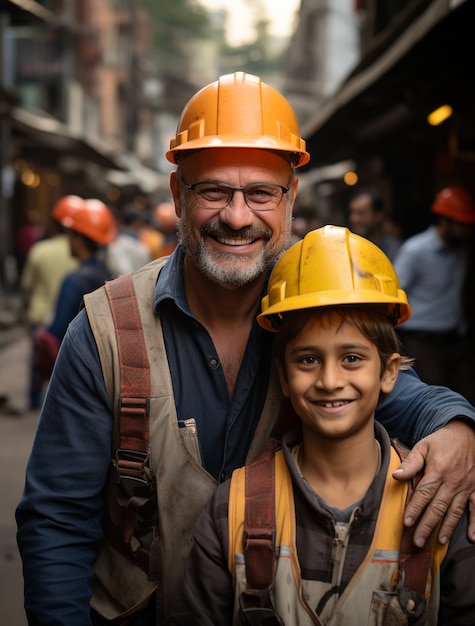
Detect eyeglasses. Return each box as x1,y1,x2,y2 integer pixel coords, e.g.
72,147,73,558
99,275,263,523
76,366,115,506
181,179,290,212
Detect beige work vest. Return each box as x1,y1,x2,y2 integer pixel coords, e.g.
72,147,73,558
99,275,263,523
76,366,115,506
84,259,284,621
228,447,448,626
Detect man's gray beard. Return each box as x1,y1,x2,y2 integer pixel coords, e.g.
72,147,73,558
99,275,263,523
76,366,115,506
178,210,293,288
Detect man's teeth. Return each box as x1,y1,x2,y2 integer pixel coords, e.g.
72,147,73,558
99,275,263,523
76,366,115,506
217,237,254,246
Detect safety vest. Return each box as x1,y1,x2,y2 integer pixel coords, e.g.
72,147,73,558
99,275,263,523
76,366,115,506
228,443,449,626
83,261,284,622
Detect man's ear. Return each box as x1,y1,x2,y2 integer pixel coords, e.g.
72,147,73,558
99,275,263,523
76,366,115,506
381,353,401,394
170,171,182,218
276,359,290,398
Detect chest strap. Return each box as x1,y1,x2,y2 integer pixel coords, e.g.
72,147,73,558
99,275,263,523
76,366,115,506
104,273,166,624
240,438,283,626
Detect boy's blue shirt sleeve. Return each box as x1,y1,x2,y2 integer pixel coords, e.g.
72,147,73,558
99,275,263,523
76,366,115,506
376,367,475,446
16,308,112,626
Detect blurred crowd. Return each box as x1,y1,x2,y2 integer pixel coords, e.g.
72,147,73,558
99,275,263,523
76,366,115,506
16,195,179,409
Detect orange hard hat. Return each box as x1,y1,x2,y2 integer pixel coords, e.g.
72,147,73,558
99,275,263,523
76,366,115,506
166,72,309,168
51,195,84,222
60,198,117,245
431,186,475,224
154,202,178,232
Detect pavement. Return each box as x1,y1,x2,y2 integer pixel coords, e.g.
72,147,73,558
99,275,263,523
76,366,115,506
0,292,39,625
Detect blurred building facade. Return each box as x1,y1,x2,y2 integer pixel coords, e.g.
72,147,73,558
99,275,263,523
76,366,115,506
285,0,475,240
0,0,179,293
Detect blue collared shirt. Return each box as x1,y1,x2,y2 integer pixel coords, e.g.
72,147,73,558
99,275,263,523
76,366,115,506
155,246,273,480
394,226,468,334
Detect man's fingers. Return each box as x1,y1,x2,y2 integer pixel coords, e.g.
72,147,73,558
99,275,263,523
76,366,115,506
467,492,475,543
392,447,425,481
404,479,470,547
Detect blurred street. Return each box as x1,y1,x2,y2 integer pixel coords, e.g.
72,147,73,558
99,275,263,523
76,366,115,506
0,315,39,626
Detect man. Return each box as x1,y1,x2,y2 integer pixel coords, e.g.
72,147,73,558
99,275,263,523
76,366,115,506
16,72,475,626
20,195,80,408
32,198,116,387
394,186,475,405
348,187,401,260
106,206,151,277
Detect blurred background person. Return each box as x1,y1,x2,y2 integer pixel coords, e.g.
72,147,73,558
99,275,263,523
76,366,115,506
33,199,117,390
106,206,151,277
348,187,402,260
153,201,179,257
15,209,44,282
20,196,81,409
394,186,475,404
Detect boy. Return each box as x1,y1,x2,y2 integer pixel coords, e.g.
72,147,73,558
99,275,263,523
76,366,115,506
170,226,474,625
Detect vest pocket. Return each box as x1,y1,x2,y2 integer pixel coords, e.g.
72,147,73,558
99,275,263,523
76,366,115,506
178,418,202,463
370,591,408,626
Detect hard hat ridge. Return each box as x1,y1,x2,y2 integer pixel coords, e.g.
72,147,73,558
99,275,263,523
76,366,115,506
258,225,411,331
166,72,310,167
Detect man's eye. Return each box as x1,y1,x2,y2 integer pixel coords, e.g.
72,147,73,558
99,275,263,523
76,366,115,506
200,186,229,199
247,187,275,202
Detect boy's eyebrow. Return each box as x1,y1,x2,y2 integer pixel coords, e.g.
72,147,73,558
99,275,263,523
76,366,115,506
290,341,372,354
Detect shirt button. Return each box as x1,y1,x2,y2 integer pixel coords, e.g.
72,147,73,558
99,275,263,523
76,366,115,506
220,471,227,483
209,357,219,368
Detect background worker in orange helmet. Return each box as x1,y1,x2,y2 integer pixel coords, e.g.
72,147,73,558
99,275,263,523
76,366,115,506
20,195,81,408
394,186,475,404
32,198,116,388
153,201,179,257
16,73,475,626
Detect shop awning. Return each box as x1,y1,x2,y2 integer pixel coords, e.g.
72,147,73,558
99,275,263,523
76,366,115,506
302,0,474,168
7,106,127,170
3,0,55,23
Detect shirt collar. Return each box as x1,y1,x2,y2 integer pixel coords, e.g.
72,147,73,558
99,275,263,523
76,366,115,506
154,244,190,315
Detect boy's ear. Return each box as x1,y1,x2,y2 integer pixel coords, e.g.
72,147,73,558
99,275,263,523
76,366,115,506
276,360,290,398
380,353,401,394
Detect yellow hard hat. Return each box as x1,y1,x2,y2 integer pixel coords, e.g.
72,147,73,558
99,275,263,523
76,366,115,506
258,225,411,331
166,72,310,167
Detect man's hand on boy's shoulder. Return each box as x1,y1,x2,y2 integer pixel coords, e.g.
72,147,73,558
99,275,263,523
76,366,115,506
392,419,475,546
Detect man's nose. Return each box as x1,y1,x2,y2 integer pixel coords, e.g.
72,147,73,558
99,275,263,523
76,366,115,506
219,191,254,229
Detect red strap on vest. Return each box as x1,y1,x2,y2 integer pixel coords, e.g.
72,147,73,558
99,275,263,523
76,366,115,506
391,439,432,617
104,275,167,624
244,438,279,590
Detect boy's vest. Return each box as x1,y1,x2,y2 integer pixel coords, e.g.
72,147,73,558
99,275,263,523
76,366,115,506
228,442,449,626
83,263,284,623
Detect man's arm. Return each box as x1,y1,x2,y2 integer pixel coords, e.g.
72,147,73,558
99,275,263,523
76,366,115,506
16,310,112,626
376,368,475,546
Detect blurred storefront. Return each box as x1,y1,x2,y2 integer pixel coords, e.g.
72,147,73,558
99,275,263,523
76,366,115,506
0,1,170,292
296,0,475,238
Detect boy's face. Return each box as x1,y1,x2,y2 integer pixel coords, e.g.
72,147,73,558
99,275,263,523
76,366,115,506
277,313,400,442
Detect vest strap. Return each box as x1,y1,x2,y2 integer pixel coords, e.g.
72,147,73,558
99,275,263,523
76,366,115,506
104,274,166,625
241,438,283,625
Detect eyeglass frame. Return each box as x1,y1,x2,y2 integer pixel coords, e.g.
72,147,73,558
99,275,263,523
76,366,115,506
181,178,291,212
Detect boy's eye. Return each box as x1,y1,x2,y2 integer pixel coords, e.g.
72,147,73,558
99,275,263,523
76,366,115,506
343,354,361,364
301,355,318,365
